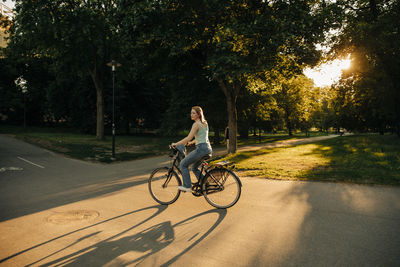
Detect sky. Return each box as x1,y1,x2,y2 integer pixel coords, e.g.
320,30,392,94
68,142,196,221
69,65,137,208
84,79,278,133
304,58,351,87
2,0,14,9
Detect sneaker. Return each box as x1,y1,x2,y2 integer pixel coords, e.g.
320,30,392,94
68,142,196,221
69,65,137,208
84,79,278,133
178,186,192,192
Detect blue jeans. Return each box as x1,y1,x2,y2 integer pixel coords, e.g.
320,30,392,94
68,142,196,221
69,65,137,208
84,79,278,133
179,143,212,188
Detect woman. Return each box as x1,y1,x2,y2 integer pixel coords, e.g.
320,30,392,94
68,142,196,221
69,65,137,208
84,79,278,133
171,106,212,192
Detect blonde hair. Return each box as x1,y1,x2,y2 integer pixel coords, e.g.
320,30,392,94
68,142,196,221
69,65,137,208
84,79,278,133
192,106,207,124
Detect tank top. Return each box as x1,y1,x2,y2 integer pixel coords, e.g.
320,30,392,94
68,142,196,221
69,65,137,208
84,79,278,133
195,122,209,145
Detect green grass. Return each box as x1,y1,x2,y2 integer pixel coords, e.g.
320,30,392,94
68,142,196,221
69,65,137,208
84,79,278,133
4,126,398,185
0,126,176,163
1,125,329,163
214,134,400,185
236,131,331,146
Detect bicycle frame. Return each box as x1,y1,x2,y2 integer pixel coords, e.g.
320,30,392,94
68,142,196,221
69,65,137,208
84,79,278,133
167,147,240,194
149,146,242,208
162,151,182,189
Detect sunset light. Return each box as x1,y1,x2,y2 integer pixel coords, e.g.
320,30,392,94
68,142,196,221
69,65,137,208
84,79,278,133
304,56,352,87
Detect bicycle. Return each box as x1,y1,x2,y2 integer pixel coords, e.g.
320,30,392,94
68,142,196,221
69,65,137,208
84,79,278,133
148,146,242,209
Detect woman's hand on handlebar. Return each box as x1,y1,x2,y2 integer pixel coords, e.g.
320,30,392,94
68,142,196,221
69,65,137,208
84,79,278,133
170,143,177,149
187,140,196,147
171,141,194,149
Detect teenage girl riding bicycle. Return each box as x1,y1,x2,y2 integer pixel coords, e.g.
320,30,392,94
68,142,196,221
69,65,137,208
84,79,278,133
171,106,212,193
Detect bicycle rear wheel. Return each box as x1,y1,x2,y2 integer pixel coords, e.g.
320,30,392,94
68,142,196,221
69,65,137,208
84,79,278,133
202,168,241,209
149,167,181,205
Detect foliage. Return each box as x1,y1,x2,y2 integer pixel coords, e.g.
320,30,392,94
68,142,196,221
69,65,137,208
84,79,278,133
309,86,337,132
6,0,398,144
148,0,343,152
6,0,123,139
237,78,275,138
332,0,400,134
273,75,315,136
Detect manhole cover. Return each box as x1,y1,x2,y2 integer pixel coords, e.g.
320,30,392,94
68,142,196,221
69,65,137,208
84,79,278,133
47,210,99,225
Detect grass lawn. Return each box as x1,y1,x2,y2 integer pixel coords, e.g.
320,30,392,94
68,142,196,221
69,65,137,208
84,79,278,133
0,126,177,163
3,125,398,185
215,134,400,185
0,125,325,163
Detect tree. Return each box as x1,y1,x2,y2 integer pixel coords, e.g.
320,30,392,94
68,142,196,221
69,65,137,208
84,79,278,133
274,74,314,136
151,0,342,153
157,53,227,140
297,78,319,136
309,86,337,133
237,77,275,139
332,0,400,135
8,0,121,139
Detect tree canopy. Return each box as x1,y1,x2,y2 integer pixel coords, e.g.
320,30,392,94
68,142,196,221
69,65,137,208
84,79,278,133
1,0,399,148
331,0,400,135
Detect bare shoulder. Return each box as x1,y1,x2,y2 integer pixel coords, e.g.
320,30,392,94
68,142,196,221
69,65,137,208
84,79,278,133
196,121,208,128
200,121,208,128
191,122,201,130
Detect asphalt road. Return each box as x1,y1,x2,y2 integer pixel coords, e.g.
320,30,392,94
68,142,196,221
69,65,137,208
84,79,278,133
0,134,399,266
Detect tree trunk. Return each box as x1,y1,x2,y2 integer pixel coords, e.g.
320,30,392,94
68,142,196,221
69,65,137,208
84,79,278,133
226,94,238,153
218,78,240,154
369,0,378,20
285,112,293,136
89,68,105,140
125,119,130,135
95,83,105,140
213,127,221,145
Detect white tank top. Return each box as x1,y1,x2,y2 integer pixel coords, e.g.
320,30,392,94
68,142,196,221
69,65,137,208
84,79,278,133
195,122,209,145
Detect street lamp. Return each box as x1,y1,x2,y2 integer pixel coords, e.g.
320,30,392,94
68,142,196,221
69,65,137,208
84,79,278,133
106,60,121,159
14,76,28,129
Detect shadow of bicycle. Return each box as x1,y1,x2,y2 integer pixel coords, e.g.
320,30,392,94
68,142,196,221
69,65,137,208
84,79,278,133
18,206,226,266
40,221,176,266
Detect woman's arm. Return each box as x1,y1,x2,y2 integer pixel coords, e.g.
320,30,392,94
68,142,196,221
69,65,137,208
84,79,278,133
187,140,196,146
172,123,199,147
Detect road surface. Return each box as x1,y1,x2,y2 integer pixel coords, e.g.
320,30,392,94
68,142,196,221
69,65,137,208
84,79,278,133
0,134,399,266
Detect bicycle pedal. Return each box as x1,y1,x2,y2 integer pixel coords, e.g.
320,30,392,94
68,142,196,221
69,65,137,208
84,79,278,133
191,184,202,197
192,190,202,197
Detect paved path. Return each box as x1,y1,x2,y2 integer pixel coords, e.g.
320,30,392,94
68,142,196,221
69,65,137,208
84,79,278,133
213,134,341,156
0,134,399,266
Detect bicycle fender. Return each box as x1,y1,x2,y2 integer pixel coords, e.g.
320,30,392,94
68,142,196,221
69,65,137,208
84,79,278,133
150,166,169,176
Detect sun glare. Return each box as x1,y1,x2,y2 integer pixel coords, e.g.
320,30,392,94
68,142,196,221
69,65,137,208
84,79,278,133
341,57,351,70
304,55,351,87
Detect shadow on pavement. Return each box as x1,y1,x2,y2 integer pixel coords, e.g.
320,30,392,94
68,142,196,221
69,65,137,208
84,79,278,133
0,133,173,222
247,181,400,266
0,174,151,222
1,205,168,265
7,207,227,266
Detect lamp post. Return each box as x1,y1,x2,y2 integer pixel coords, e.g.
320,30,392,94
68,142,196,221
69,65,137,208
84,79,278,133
106,60,121,159
14,76,28,129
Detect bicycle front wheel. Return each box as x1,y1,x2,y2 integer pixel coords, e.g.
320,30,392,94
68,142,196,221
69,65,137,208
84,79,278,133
202,168,241,209
149,167,181,205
